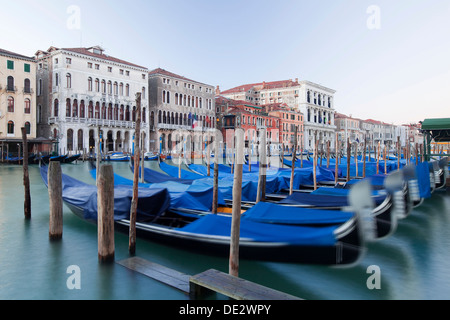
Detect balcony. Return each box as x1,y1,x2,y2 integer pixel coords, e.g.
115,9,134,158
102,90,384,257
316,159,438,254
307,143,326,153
48,117,144,130
6,86,17,93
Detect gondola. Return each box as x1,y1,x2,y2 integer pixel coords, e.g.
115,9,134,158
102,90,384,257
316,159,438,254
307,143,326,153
39,165,369,265
106,152,130,162
63,154,82,164
42,155,68,164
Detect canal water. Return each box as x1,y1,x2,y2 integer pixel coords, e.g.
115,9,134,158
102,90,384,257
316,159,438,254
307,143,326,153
0,160,449,300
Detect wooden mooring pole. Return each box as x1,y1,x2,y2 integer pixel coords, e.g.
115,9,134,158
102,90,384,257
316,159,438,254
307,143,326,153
229,128,244,278
22,128,31,219
98,164,115,262
48,161,63,240
129,93,141,255
335,133,339,185
212,128,220,214
346,138,351,182
289,127,298,195
256,128,267,203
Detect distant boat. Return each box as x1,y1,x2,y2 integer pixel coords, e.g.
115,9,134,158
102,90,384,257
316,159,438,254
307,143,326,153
106,152,130,162
144,152,159,161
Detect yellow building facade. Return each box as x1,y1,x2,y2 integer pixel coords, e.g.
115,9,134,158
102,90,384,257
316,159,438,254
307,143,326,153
0,48,36,144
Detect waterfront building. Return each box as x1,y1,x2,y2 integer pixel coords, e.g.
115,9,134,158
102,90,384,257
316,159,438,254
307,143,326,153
0,48,38,159
264,103,303,152
35,46,149,156
218,78,337,152
215,96,303,155
148,68,216,156
335,113,365,150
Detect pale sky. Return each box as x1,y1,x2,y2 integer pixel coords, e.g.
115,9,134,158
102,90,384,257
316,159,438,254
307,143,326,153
1,0,449,125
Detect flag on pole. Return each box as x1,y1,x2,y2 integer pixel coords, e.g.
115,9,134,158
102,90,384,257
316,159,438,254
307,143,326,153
192,114,198,129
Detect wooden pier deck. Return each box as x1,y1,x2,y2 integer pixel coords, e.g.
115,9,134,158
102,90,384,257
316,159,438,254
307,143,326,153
117,257,301,300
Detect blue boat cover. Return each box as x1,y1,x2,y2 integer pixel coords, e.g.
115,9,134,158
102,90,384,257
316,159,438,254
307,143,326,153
179,214,339,246
160,162,205,180
415,162,432,199
280,190,387,207
90,168,226,211
40,166,171,222
345,175,387,190
241,202,354,225
131,165,195,185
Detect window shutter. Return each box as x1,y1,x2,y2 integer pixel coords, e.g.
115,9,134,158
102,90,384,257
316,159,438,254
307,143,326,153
24,64,31,73
7,60,14,70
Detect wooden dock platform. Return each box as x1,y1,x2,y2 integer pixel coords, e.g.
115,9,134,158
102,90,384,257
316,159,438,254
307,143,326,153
117,257,302,300
117,257,190,294
190,269,302,300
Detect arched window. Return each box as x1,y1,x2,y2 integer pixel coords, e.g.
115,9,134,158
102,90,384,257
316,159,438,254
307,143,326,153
88,101,94,118
24,79,31,93
125,106,130,121
142,108,146,123
80,100,85,118
166,91,170,104
101,80,106,93
108,81,112,95
78,130,84,150
7,76,14,91
72,99,78,118
7,121,14,135
24,99,31,114
142,87,146,99
119,83,124,96
114,82,118,95
7,96,14,112
120,105,124,121
95,79,100,92
67,129,74,151
102,103,107,119
95,102,100,119
88,77,93,91
162,90,166,103
307,91,311,103
125,84,130,96
66,98,71,117
54,99,59,117
25,122,31,135
66,73,72,88
158,110,162,123
37,105,42,124
175,93,178,105
108,104,113,120
132,106,136,122
38,79,43,96
114,104,119,121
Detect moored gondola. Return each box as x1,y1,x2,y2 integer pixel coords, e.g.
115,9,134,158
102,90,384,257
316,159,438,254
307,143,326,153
39,164,369,265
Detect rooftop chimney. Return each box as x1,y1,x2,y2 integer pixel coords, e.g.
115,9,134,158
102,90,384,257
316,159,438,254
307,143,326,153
215,85,220,95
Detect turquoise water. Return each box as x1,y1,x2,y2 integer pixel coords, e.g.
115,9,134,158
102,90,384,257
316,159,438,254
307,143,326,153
1,161,450,300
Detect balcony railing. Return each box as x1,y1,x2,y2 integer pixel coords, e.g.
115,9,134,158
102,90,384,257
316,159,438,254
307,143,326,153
48,117,150,130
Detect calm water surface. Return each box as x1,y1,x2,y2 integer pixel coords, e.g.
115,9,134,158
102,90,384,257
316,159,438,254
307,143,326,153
0,161,449,300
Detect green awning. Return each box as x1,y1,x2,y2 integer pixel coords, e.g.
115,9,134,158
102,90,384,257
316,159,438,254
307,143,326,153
422,118,450,130
422,118,450,142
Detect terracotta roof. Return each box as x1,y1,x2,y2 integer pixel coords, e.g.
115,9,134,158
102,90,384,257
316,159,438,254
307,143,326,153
0,48,35,61
61,47,147,69
215,96,259,108
148,68,211,86
221,79,300,95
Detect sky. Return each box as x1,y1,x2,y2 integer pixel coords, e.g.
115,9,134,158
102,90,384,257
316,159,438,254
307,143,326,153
1,0,449,125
